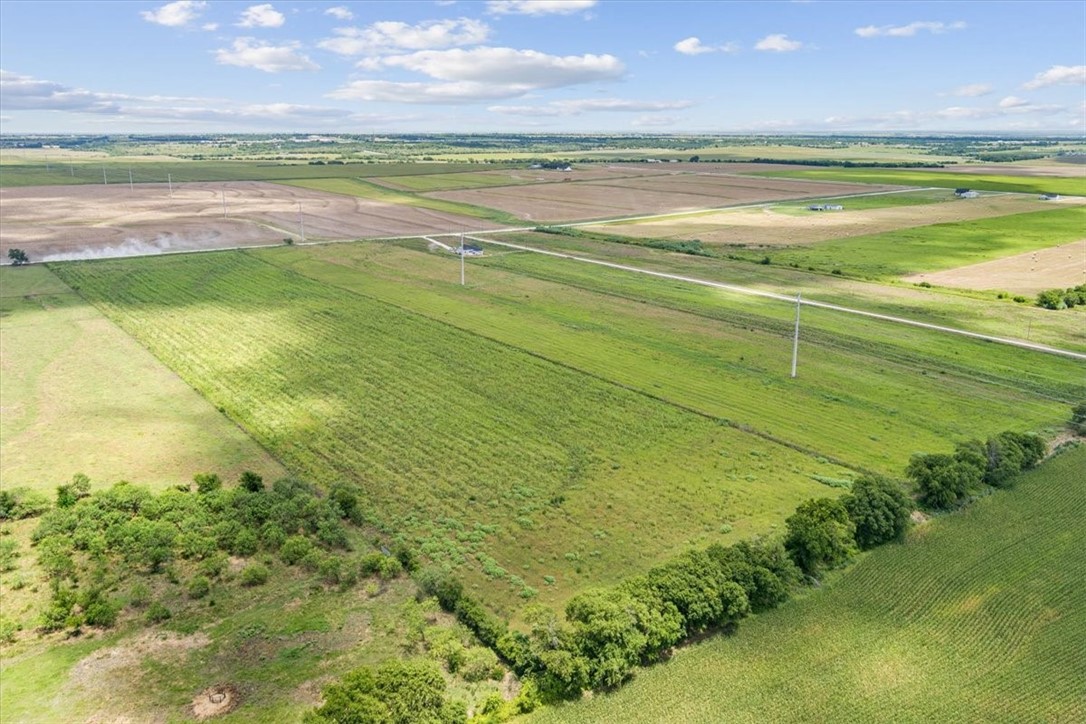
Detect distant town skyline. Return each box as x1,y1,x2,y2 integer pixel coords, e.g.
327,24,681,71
1,0,1083,134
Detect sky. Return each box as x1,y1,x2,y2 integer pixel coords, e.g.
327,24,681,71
1,0,1084,134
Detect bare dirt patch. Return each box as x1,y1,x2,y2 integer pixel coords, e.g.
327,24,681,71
591,194,1072,247
70,631,211,686
0,181,497,262
429,173,899,223
905,240,1086,293
191,684,240,720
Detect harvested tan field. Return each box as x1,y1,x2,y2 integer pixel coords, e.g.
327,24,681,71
904,240,1086,293
590,194,1077,247
932,161,1086,178
0,181,497,261
429,173,898,223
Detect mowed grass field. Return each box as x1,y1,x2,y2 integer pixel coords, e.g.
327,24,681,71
0,265,283,492
50,252,847,612
526,444,1086,724
755,167,1086,197
731,206,1086,279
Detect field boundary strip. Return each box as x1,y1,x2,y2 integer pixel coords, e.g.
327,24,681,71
459,234,1086,362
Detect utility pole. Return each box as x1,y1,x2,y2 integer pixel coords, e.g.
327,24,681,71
69,156,75,177
790,293,802,379
129,169,134,192
298,201,305,243
168,173,173,199
102,167,108,185
460,232,466,286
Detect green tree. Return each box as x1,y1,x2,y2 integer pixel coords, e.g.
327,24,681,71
194,472,222,494
1071,402,1086,435
566,588,649,689
7,248,29,266
238,470,264,492
842,475,912,549
906,453,983,509
784,498,857,576
307,659,465,724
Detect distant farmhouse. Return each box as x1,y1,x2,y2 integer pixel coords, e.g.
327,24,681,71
807,204,844,211
454,244,484,257
1040,193,1060,201
955,188,980,199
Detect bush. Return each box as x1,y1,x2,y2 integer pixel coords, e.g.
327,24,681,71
460,646,502,682
307,659,465,724
239,563,269,587
145,601,172,623
239,471,264,492
416,566,463,610
193,473,222,494
907,452,982,509
188,575,211,599
81,590,119,628
280,535,313,565
0,538,18,572
1072,402,1086,435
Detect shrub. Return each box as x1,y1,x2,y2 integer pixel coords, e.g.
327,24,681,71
0,538,18,572
460,646,502,682
188,575,211,599
1072,402,1086,435
238,471,264,492
907,452,982,509
280,535,313,565
416,566,463,610
193,473,222,494
81,590,119,628
0,616,18,643
239,563,269,587
145,601,172,623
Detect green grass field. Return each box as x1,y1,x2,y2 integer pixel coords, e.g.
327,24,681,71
728,206,1086,279
755,167,1086,197
0,265,283,492
526,443,1086,723
379,171,538,193
50,252,847,612
0,159,502,188
768,188,957,215
276,177,522,225
258,243,1076,477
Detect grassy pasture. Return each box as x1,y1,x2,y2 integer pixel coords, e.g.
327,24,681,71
0,265,283,492
755,167,1086,197
767,188,956,215
0,159,500,188
729,206,1086,279
377,171,538,193
256,242,1078,471
479,232,1086,353
50,252,845,612
276,177,522,225
526,444,1086,723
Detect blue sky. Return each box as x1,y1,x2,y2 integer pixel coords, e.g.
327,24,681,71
1,0,1083,134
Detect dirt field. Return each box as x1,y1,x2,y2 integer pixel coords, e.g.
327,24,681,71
428,172,899,223
589,194,1080,247
0,181,498,261
904,239,1086,293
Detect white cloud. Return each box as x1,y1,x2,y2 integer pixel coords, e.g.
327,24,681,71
1023,64,1086,90
754,34,803,52
489,98,692,115
855,20,966,38
331,47,624,103
319,18,489,55
945,83,992,97
140,0,206,27
202,22,219,31
0,70,411,128
324,6,353,21
631,114,679,127
673,37,738,55
998,96,1028,109
215,38,320,72
486,1,597,16
237,4,285,28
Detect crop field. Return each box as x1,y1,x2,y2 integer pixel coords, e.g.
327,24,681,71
428,174,899,223
526,444,1086,724
504,231,1086,352
50,252,850,612
0,265,283,492
256,241,1080,467
904,239,1086,294
0,180,499,262
756,167,1086,197
589,191,1064,247
725,206,1086,279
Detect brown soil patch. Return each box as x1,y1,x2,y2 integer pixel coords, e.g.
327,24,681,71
191,684,240,720
0,181,497,262
905,240,1086,293
70,631,211,687
591,194,1072,247
429,173,900,223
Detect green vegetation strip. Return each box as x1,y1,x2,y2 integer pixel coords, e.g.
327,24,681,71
527,444,1086,723
277,176,523,225
727,206,1086,279
755,167,1086,197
